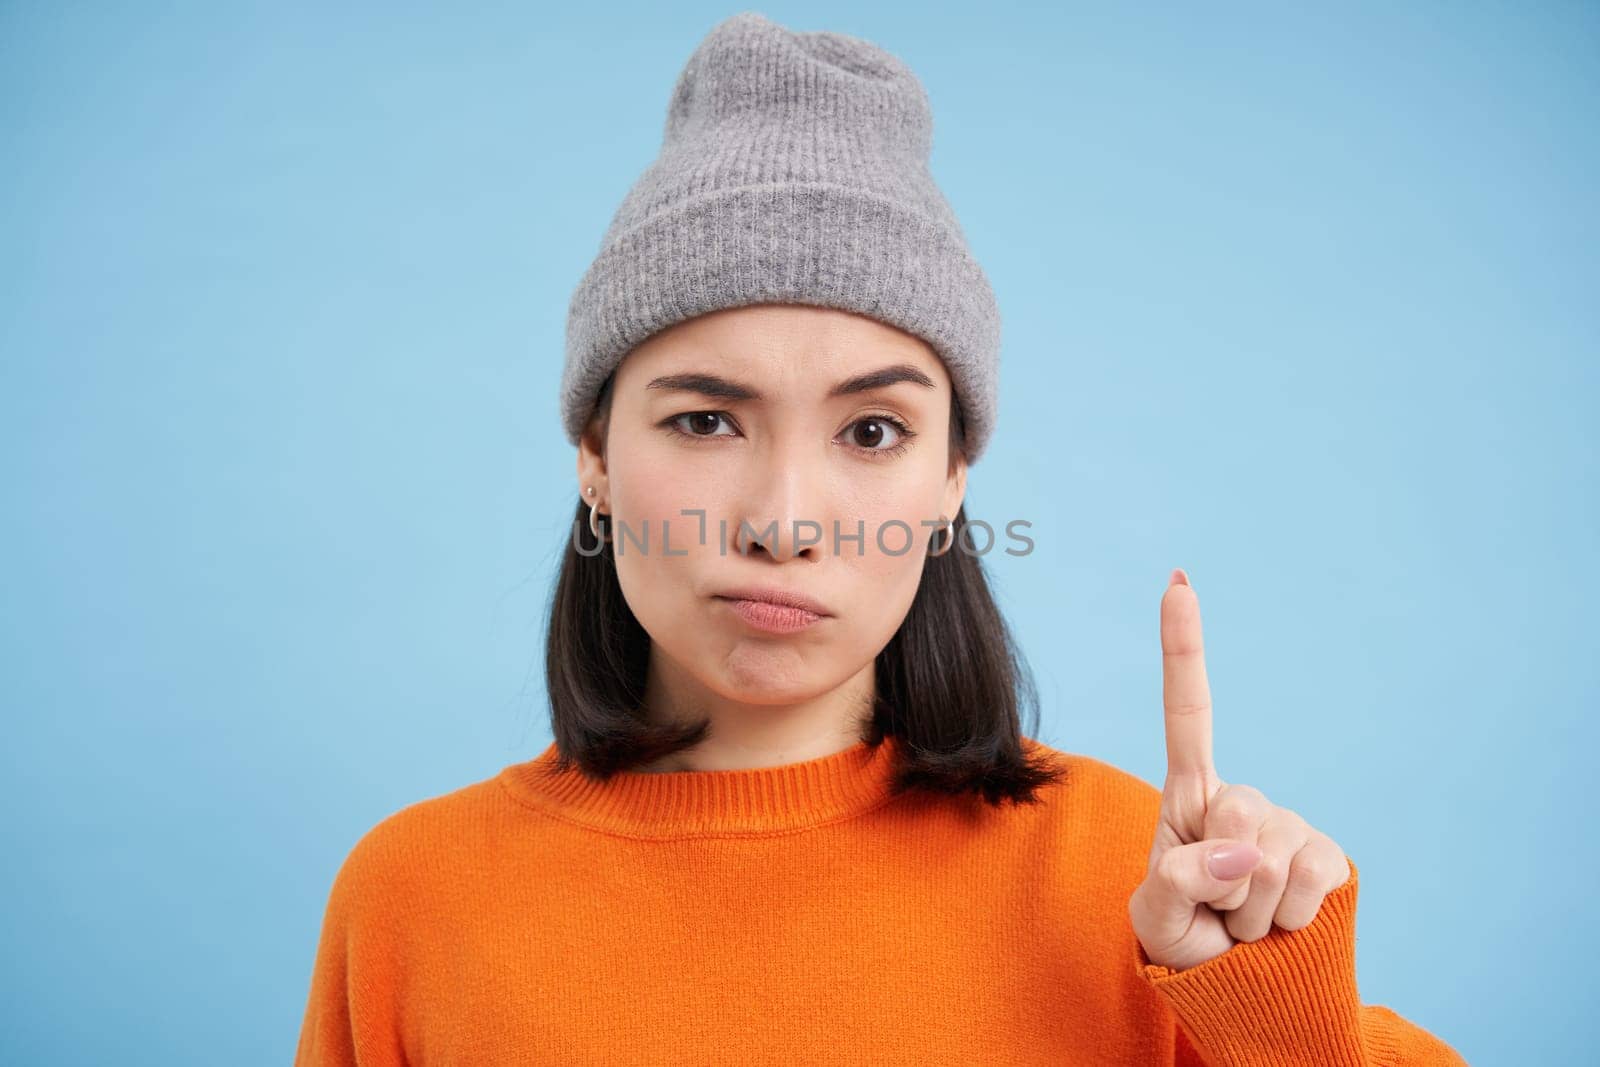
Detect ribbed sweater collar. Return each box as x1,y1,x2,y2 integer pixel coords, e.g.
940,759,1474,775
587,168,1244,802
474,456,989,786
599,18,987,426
497,734,906,839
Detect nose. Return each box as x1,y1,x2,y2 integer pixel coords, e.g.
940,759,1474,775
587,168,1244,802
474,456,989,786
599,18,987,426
732,439,827,562
736,517,818,562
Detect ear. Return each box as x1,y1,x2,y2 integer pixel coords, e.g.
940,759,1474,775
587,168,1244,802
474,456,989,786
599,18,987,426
942,449,968,524
576,421,609,505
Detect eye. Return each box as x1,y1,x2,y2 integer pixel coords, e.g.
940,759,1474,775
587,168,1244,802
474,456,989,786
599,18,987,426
667,411,738,438
840,415,915,457
661,410,916,457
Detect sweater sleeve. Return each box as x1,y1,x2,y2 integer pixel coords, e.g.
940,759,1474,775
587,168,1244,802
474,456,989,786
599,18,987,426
293,833,408,1067
1134,857,1468,1066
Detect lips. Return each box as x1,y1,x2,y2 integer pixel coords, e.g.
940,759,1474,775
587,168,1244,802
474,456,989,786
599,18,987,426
712,586,833,635
711,586,832,617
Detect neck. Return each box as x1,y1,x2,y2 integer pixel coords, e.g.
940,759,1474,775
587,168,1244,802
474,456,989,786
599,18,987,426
637,646,877,772
504,731,907,838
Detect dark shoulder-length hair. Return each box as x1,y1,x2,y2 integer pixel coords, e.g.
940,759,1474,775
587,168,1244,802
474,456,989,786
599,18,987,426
544,373,1067,806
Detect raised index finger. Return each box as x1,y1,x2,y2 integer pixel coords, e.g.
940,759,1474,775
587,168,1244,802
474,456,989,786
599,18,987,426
1161,568,1215,781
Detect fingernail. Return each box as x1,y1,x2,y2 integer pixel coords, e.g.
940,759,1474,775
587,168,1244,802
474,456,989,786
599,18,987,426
1170,568,1189,588
1206,842,1261,880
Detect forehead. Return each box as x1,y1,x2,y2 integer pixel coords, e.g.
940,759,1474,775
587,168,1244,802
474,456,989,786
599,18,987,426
617,304,949,394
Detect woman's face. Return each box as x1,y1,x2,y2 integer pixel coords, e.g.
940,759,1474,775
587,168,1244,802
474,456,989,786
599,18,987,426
576,303,966,707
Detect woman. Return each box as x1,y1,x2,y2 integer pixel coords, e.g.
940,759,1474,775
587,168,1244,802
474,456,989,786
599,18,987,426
295,13,1466,1065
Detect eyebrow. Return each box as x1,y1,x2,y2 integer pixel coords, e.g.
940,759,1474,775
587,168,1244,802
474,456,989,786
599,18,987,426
644,363,936,401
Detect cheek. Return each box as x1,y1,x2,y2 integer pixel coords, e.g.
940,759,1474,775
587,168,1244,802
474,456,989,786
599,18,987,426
831,479,944,631
616,438,719,522
609,427,729,564
606,437,732,668
609,484,709,635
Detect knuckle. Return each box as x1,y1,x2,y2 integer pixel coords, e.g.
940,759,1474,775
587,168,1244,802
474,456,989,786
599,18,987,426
1251,852,1290,890
1225,911,1268,943
1210,886,1244,911
1210,795,1249,822
1211,785,1269,820
1291,850,1339,890
1231,783,1270,807
1205,795,1264,837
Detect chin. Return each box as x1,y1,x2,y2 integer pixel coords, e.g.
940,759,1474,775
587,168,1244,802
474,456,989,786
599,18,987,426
713,643,818,699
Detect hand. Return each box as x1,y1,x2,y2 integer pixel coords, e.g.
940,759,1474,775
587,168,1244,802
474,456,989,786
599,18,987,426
1128,568,1351,972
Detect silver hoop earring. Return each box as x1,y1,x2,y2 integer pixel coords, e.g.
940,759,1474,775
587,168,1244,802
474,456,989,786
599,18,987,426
929,518,954,558
588,501,607,543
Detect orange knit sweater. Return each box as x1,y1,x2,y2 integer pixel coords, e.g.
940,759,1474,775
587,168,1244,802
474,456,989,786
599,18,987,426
294,734,1467,1065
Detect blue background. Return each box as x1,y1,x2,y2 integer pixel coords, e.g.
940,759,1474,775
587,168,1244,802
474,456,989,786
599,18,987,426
4,3,1592,1063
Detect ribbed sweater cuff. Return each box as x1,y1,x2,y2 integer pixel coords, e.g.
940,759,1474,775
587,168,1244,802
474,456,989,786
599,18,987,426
1135,857,1369,1066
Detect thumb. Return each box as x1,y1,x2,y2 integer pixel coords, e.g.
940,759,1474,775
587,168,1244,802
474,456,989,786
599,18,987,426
1134,839,1263,940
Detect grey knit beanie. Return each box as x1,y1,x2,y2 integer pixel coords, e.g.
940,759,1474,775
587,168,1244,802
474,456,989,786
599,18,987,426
561,11,1001,463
